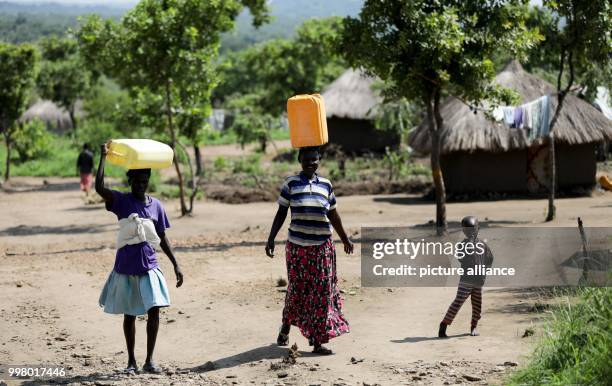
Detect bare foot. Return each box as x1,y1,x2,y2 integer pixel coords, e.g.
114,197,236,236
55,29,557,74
143,362,163,374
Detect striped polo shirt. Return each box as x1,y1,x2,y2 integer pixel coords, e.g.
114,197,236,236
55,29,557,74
278,172,337,246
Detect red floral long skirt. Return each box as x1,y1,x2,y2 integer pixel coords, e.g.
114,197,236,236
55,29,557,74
282,238,350,345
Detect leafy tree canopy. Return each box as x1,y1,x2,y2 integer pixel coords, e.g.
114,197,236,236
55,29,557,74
0,42,38,131
340,0,543,107
37,36,92,130
216,17,345,116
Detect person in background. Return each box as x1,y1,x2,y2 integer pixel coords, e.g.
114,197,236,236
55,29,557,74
266,146,353,355
77,143,94,195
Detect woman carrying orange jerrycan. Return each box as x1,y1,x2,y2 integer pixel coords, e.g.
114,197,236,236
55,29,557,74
265,94,353,355
96,140,183,374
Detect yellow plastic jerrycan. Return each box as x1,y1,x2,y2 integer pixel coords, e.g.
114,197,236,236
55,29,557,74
106,139,174,169
287,94,328,148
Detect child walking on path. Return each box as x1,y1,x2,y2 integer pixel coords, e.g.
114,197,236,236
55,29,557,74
439,216,493,338
265,146,353,355
95,143,184,373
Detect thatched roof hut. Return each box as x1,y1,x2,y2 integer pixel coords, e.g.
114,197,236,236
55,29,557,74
409,61,612,195
409,61,611,154
20,99,82,132
322,68,399,153
323,68,380,120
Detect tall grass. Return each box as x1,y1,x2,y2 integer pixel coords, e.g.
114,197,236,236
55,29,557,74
508,287,612,385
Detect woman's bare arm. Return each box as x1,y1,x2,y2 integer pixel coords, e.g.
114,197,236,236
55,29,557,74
95,143,114,203
265,205,289,258
328,209,354,254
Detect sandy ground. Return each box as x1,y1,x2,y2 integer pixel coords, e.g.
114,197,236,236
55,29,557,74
1,172,610,385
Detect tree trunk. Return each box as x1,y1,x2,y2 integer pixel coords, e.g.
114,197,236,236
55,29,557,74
427,89,447,236
165,81,188,216
4,133,11,182
177,140,199,214
546,49,573,222
69,104,77,136
194,144,203,177
545,133,556,221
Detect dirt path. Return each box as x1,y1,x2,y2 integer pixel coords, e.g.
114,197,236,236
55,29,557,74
200,140,292,160
1,177,610,385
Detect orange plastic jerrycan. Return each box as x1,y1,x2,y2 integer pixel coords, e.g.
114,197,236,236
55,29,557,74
287,94,328,148
106,139,174,169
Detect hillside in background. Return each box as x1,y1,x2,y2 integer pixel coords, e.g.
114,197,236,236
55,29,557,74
222,0,363,52
0,1,124,43
0,0,363,49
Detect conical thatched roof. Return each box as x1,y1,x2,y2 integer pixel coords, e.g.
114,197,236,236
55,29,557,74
409,61,612,154
20,99,82,131
322,68,381,120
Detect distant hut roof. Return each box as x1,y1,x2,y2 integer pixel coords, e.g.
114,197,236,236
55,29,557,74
20,99,82,131
322,68,382,120
409,60,612,154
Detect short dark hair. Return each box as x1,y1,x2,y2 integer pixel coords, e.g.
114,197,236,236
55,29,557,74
461,216,478,227
126,168,152,179
83,143,90,150
297,146,321,161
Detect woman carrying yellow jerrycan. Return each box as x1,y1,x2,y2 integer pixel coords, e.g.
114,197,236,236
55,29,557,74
96,139,183,374
266,94,353,355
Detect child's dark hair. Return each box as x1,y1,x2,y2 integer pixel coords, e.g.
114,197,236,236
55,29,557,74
461,216,478,227
297,146,321,161
126,169,152,179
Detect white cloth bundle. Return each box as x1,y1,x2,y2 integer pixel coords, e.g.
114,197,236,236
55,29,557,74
117,213,161,250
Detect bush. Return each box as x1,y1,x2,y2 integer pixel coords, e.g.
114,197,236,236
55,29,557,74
213,156,228,171
12,119,53,162
508,287,612,385
232,153,263,175
77,119,119,151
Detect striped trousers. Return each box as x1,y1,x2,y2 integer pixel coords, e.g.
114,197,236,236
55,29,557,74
442,282,482,328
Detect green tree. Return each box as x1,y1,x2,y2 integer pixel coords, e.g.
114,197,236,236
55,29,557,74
540,1,610,221
77,0,269,215
227,92,280,152
37,36,92,134
340,0,541,234
0,42,38,182
217,17,345,151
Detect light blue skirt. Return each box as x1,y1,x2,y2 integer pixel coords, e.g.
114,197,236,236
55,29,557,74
99,267,170,316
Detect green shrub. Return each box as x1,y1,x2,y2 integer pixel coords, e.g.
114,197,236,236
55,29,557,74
213,156,228,171
232,153,263,175
77,119,119,151
204,129,238,145
508,287,612,385
12,119,53,162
